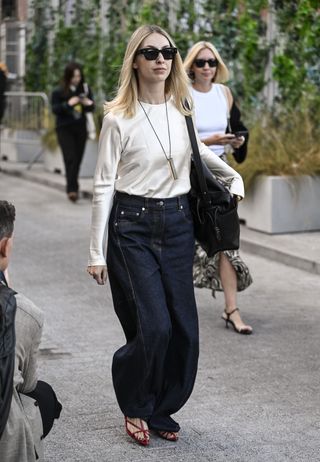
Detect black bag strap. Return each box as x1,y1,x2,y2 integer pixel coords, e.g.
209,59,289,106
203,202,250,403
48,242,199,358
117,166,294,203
0,283,17,438
185,115,210,204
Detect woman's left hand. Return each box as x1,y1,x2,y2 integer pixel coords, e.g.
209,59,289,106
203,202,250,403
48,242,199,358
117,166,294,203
229,136,245,149
87,265,108,285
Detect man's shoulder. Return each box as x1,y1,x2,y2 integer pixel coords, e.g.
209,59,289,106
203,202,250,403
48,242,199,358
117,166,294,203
15,293,44,329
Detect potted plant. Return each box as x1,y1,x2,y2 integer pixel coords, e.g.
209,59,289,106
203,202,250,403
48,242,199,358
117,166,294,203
42,114,65,174
230,97,320,233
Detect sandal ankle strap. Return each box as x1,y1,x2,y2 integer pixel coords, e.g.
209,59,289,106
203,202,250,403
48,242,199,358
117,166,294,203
224,307,239,318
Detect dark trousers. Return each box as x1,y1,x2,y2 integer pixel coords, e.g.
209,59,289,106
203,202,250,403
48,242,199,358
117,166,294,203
107,192,199,433
56,122,87,193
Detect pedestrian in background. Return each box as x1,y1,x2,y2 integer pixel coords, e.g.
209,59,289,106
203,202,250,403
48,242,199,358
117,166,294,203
0,62,8,124
87,24,244,446
184,41,253,334
51,62,95,202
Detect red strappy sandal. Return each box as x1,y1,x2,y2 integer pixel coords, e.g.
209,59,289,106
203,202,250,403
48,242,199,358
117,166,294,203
157,430,179,442
125,417,150,446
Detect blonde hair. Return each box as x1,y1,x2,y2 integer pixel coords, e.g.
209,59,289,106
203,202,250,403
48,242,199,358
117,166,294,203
105,25,192,118
183,41,229,84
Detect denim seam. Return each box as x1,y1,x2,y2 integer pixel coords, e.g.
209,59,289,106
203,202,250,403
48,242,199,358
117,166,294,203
114,209,149,367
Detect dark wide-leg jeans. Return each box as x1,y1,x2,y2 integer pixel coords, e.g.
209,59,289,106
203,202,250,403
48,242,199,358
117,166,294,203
107,192,199,433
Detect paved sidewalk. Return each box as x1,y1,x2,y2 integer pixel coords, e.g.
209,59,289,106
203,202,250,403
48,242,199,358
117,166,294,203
1,160,320,275
1,174,320,462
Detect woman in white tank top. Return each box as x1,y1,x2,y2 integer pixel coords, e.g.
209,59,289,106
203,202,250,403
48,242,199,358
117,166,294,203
184,41,253,335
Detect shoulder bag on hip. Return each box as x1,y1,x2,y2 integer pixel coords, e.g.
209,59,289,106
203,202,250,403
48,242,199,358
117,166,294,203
185,115,240,257
83,83,96,141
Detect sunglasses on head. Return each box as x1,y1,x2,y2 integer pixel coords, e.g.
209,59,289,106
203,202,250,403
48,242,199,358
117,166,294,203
136,47,177,61
194,58,218,68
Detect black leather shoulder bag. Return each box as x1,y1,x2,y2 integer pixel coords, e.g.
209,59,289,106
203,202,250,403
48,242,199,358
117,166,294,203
185,115,240,257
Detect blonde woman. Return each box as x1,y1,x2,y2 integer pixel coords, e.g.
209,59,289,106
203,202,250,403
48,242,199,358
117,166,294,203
184,41,253,335
87,26,244,446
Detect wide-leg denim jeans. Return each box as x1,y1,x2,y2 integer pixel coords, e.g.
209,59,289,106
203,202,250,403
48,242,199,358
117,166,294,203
107,192,199,432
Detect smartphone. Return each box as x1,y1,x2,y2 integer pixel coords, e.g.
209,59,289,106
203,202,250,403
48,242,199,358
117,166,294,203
233,130,248,138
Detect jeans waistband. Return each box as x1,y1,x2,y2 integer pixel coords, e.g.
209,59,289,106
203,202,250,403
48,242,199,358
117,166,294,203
114,191,189,209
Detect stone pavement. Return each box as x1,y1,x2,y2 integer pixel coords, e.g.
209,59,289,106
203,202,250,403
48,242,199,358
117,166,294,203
1,172,320,462
1,159,319,275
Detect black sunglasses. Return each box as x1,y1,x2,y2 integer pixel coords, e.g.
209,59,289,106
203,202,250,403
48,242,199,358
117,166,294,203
136,47,177,61
194,58,218,68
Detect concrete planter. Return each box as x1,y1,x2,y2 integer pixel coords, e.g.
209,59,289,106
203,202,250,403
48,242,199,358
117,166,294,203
0,128,17,160
0,128,43,163
79,139,98,178
44,147,65,174
44,139,98,178
238,175,320,234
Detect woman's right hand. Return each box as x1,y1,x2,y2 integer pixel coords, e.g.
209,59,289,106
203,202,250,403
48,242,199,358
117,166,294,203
87,266,108,285
68,96,80,106
203,133,236,146
80,97,94,107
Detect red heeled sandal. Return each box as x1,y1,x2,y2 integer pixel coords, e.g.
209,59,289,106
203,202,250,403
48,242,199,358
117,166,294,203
125,417,150,446
157,430,179,441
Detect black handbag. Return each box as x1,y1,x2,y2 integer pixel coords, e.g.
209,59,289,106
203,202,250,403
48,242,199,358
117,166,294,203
185,115,240,257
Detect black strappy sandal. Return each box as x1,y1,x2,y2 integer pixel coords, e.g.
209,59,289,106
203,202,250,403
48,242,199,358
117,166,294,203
222,308,253,335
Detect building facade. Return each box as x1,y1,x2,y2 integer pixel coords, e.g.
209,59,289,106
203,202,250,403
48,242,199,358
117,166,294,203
0,0,28,88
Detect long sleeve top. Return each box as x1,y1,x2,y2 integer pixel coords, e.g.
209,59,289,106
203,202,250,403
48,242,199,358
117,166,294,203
51,83,94,129
88,98,244,266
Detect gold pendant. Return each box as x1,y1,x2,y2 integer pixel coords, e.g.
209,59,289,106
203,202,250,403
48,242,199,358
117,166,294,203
168,158,178,180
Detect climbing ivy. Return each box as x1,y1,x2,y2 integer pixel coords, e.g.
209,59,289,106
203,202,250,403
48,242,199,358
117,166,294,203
25,0,50,92
25,0,320,116
272,0,320,109
26,0,102,97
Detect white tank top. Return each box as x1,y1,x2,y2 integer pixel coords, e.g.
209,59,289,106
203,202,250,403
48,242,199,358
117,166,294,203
191,84,228,157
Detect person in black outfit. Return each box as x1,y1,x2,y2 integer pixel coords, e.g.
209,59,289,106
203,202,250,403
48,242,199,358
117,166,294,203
0,62,8,124
51,62,94,202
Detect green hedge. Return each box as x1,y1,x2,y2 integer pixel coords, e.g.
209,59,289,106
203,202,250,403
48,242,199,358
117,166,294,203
25,0,320,119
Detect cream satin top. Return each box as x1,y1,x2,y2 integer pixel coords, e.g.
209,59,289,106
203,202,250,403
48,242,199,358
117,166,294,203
88,99,244,266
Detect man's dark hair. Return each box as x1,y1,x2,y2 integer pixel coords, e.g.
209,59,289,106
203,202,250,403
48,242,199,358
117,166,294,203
0,201,15,240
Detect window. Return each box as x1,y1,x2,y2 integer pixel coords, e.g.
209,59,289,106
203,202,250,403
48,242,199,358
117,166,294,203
5,25,18,73
1,0,17,20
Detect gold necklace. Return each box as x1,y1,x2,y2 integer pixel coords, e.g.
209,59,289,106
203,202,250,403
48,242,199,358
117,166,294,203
138,98,178,180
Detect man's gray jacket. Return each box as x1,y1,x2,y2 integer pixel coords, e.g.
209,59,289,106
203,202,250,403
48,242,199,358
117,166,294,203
0,293,44,461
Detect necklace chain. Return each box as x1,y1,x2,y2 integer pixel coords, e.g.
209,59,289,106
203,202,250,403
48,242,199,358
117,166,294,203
138,98,178,180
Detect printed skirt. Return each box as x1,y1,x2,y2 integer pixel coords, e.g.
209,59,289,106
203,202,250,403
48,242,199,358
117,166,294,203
193,243,253,298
